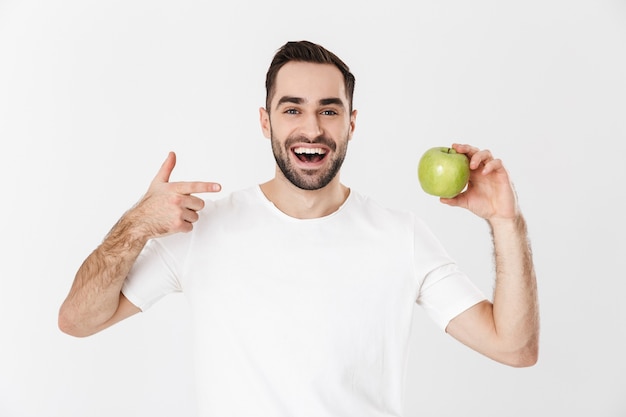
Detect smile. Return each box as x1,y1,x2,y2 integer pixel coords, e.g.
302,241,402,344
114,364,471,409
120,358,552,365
292,146,328,163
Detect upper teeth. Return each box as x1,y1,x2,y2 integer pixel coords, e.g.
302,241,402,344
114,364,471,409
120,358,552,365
294,147,326,155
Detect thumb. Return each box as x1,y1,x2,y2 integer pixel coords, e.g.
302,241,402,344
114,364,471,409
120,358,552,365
152,151,176,184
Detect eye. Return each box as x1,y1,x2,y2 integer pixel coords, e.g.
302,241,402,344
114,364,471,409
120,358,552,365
284,108,299,115
321,109,338,116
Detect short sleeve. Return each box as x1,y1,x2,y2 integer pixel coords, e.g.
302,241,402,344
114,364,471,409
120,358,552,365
122,237,184,311
412,216,486,330
416,263,486,330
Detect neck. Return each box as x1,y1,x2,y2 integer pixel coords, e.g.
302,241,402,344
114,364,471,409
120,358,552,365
259,171,350,219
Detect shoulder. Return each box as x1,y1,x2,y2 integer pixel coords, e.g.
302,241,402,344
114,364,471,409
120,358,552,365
346,190,416,226
195,186,272,233
202,186,263,214
346,190,443,246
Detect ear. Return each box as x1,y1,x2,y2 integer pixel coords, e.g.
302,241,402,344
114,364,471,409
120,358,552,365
259,107,271,139
348,109,358,141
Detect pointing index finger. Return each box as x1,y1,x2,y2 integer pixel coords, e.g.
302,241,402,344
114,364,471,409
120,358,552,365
173,181,222,195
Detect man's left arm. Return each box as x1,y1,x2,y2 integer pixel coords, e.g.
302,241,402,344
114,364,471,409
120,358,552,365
442,144,539,367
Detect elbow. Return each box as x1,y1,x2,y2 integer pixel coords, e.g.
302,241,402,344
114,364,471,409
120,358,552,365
501,340,539,368
58,311,83,337
58,304,96,338
508,347,539,368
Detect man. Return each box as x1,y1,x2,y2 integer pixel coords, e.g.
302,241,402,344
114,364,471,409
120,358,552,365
59,40,539,416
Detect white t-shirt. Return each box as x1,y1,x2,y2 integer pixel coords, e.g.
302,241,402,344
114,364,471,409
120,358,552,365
123,186,485,417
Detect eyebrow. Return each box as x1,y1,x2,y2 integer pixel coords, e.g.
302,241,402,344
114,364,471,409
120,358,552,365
319,97,345,107
276,96,303,107
275,96,346,109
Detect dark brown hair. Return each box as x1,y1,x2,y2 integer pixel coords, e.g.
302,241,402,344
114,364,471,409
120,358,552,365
265,40,356,112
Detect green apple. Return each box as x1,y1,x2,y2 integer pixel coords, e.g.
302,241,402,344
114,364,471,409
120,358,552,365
418,147,470,198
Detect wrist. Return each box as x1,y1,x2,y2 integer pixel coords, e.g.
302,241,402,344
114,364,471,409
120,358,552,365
488,214,527,237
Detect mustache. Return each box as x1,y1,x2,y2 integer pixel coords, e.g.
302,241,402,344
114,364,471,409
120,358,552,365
284,135,336,151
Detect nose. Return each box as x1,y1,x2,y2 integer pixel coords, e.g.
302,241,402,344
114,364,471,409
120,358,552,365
300,113,323,139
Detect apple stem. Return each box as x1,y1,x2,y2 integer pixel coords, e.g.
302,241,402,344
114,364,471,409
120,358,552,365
447,147,452,153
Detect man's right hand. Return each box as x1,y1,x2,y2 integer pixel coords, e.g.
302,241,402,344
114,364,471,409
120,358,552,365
127,151,222,239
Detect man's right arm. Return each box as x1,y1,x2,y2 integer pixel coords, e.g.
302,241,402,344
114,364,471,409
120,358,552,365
58,152,221,337
58,216,148,337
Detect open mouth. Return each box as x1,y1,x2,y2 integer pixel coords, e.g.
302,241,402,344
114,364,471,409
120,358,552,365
292,146,328,164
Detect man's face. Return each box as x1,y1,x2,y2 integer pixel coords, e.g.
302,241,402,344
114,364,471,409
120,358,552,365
260,61,357,190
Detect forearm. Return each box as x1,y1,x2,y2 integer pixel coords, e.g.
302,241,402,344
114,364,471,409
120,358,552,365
489,214,539,361
59,215,148,336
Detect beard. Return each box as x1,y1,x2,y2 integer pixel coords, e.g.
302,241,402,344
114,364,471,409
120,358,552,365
270,131,349,191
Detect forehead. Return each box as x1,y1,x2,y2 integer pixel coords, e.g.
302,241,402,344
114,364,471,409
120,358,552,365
272,61,347,108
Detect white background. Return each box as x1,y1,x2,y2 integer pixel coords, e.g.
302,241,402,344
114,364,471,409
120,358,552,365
1,0,625,416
